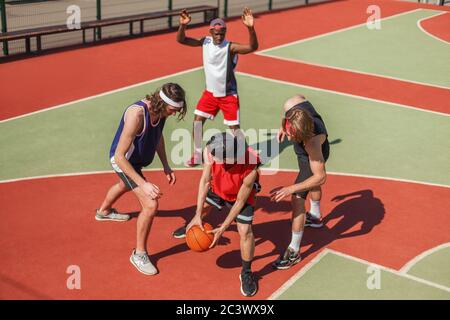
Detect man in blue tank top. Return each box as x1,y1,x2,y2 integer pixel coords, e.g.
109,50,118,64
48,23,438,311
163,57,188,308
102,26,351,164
95,83,187,275
270,94,330,270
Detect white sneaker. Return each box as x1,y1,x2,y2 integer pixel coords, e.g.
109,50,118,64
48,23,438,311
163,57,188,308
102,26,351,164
95,208,130,222
129,249,158,275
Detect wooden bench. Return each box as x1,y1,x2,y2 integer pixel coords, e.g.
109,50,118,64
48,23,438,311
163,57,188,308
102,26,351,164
0,5,218,55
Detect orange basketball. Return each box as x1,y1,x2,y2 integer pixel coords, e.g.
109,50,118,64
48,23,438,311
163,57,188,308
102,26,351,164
185,223,214,252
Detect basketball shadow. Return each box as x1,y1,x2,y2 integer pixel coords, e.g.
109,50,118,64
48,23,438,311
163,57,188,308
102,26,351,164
215,190,385,279
157,205,232,247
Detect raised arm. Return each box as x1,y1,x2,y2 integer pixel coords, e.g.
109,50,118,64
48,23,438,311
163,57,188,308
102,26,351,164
177,9,205,47
230,7,258,54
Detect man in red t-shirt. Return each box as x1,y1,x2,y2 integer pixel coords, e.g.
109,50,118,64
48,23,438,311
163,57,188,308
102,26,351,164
172,132,261,297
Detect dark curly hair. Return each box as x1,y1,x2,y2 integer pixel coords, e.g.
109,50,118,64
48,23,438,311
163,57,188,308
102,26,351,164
146,83,187,121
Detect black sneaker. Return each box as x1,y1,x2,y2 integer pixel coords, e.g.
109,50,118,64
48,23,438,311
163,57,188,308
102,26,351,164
172,226,186,239
239,271,258,297
272,247,301,270
305,212,323,228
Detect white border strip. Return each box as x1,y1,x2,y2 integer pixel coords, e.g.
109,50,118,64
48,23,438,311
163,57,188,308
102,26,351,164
1,168,448,188
257,9,422,54
256,54,450,90
417,11,449,44
400,242,450,274
0,66,203,124
237,71,450,117
257,8,450,91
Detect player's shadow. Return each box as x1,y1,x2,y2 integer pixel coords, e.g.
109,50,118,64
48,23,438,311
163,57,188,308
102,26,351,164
216,190,385,279
146,204,233,265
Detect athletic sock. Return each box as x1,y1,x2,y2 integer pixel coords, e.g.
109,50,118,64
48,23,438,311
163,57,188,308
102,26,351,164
135,249,147,256
241,259,252,274
309,199,321,219
288,231,303,254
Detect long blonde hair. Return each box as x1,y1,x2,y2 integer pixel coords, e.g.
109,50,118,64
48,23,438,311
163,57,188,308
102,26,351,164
282,108,314,142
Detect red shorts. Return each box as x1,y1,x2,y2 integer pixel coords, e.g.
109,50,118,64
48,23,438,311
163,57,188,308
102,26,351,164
194,90,240,126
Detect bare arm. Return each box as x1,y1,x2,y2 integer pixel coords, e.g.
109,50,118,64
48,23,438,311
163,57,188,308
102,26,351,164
186,149,212,231
209,169,258,247
270,134,326,202
114,107,161,199
223,169,257,228
156,136,170,170
230,8,258,54
114,107,147,187
157,135,176,185
291,135,327,193
177,9,205,47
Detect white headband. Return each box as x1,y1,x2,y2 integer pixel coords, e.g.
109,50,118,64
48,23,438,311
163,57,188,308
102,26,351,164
159,90,184,109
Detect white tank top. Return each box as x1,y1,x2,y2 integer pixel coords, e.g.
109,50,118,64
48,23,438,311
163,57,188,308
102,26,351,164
202,36,238,97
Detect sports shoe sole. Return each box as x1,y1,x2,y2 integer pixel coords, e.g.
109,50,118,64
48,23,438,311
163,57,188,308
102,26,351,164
172,233,186,239
95,215,130,222
305,222,323,228
239,274,257,297
273,256,302,270
129,255,158,276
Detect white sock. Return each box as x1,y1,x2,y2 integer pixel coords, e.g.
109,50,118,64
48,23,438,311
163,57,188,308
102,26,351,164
309,199,321,219
288,231,303,253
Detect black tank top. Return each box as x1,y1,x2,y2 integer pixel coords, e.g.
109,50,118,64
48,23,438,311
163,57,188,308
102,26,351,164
289,101,328,161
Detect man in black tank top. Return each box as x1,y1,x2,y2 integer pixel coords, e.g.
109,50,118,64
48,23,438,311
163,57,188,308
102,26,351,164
270,94,330,270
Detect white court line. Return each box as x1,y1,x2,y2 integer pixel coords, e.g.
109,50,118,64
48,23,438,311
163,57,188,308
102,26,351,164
328,249,450,293
400,242,450,274
268,249,330,300
257,9,450,91
268,248,450,300
257,9,422,54
417,12,450,44
255,54,450,91
237,71,450,117
1,168,449,189
0,66,203,124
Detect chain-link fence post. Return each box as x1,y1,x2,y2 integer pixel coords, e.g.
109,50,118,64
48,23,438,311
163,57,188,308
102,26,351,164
224,0,228,18
0,0,8,55
96,0,102,40
168,0,173,28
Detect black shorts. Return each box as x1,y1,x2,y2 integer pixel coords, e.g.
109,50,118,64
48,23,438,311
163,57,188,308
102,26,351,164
113,164,145,190
205,182,261,225
294,140,330,199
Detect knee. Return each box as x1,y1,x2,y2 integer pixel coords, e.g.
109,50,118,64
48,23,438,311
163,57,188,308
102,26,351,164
141,199,158,216
238,224,253,241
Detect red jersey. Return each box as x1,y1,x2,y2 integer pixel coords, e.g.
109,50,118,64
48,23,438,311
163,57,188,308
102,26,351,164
209,147,261,206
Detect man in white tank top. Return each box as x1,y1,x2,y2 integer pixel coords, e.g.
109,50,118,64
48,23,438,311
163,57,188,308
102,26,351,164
177,7,259,166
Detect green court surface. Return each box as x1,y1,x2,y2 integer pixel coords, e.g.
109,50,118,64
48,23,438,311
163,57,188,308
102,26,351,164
1,70,449,185
407,246,450,287
275,250,450,300
261,9,450,88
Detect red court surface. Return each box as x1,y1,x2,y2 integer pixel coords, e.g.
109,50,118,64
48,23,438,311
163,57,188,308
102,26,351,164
420,11,450,43
1,0,449,120
1,171,449,299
